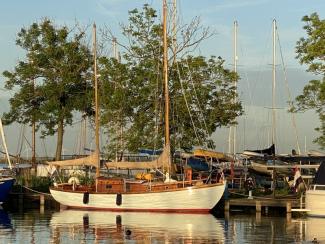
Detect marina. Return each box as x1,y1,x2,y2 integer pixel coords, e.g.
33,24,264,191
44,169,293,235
0,0,324,243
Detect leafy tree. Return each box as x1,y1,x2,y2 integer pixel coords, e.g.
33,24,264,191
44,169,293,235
100,5,242,155
293,13,325,149
2,19,93,160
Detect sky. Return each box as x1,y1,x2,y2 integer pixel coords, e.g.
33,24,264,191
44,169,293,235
0,0,324,157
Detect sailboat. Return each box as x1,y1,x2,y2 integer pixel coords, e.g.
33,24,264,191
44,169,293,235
0,119,15,204
49,1,226,213
243,20,291,177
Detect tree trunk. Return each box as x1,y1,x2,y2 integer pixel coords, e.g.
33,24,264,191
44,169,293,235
55,119,64,160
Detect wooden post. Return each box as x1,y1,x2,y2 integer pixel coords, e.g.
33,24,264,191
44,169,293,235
256,212,261,223
224,200,230,212
256,201,261,212
286,201,291,213
40,194,45,206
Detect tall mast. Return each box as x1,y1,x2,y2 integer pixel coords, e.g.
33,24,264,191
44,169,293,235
32,78,36,166
228,20,238,155
93,23,100,177
163,0,172,174
233,20,238,154
272,19,276,146
163,0,170,147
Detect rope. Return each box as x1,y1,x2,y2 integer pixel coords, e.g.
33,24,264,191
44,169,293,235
276,30,301,154
20,185,52,196
175,61,202,145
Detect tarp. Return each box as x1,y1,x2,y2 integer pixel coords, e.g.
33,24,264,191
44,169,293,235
313,162,325,185
47,151,99,168
245,144,275,156
193,149,226,159
105,144,170,170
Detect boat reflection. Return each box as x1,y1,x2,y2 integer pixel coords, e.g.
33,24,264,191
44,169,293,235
50,210,225,243
0,208,13,238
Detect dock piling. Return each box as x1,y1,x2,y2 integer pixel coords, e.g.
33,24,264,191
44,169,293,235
40,194,45,206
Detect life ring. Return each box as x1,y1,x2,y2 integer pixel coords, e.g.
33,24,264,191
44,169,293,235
68,177,80,185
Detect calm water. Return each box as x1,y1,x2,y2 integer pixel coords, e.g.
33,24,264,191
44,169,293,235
0,207,323,243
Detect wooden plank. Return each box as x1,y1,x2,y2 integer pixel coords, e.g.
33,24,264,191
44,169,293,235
291,208,310,212
229,198,300,208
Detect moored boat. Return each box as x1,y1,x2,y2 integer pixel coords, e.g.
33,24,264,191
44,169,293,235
305,161,325,217
0,119,15,204
49,4,226,213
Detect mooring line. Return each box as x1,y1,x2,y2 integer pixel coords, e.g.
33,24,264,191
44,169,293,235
20,185,52,196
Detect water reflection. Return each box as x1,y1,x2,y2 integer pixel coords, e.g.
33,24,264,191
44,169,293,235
50,210,225,243
0,208,323,243
304,217,325,243
0,208,13,239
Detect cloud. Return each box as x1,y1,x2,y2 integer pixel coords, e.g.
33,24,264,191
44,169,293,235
201,0,270,14
94,0,139,18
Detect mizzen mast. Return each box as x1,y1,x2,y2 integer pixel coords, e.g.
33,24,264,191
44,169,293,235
93,23,100,177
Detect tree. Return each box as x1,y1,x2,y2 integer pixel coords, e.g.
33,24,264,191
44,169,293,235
293,13,325,149
100,5,242,155
2,19,93,160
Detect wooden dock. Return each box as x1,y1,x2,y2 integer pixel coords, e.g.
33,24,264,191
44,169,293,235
224,197,303,214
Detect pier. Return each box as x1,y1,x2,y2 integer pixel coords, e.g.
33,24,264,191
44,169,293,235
223,195,307,218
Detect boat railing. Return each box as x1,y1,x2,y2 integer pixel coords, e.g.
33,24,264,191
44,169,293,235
309,184,325,191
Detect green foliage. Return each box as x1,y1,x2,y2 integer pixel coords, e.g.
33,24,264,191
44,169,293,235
13,175,52,193
78,175,95,186
100,5,243,156
294,13,325,149
2,18,93,159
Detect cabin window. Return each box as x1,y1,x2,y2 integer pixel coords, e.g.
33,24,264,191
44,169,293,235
106,184,112,189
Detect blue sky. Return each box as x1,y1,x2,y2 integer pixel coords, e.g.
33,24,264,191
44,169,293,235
0,0,324,155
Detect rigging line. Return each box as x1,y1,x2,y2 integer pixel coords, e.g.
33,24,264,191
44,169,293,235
184,58,211,147
17,124,25,156
276,30,301,155
238,37,259,150
41,138,48,158
179,64,204,133
178,65,205,142
175,61,202,146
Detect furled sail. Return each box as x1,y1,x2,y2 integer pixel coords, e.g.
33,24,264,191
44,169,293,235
47,151,99,168
105,144,170,170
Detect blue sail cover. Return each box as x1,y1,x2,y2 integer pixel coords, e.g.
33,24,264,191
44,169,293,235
138,149,163,156
187,157,209,171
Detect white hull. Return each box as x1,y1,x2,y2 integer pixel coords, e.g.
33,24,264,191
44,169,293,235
50,182,226,213
250,161,272,175
305,185,325,217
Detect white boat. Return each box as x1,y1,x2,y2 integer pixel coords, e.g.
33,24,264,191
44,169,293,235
305,184,325,217
49,3,226,214
305,162,325,217
50,180,225,213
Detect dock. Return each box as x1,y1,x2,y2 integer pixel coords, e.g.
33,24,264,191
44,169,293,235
224,195,305,216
